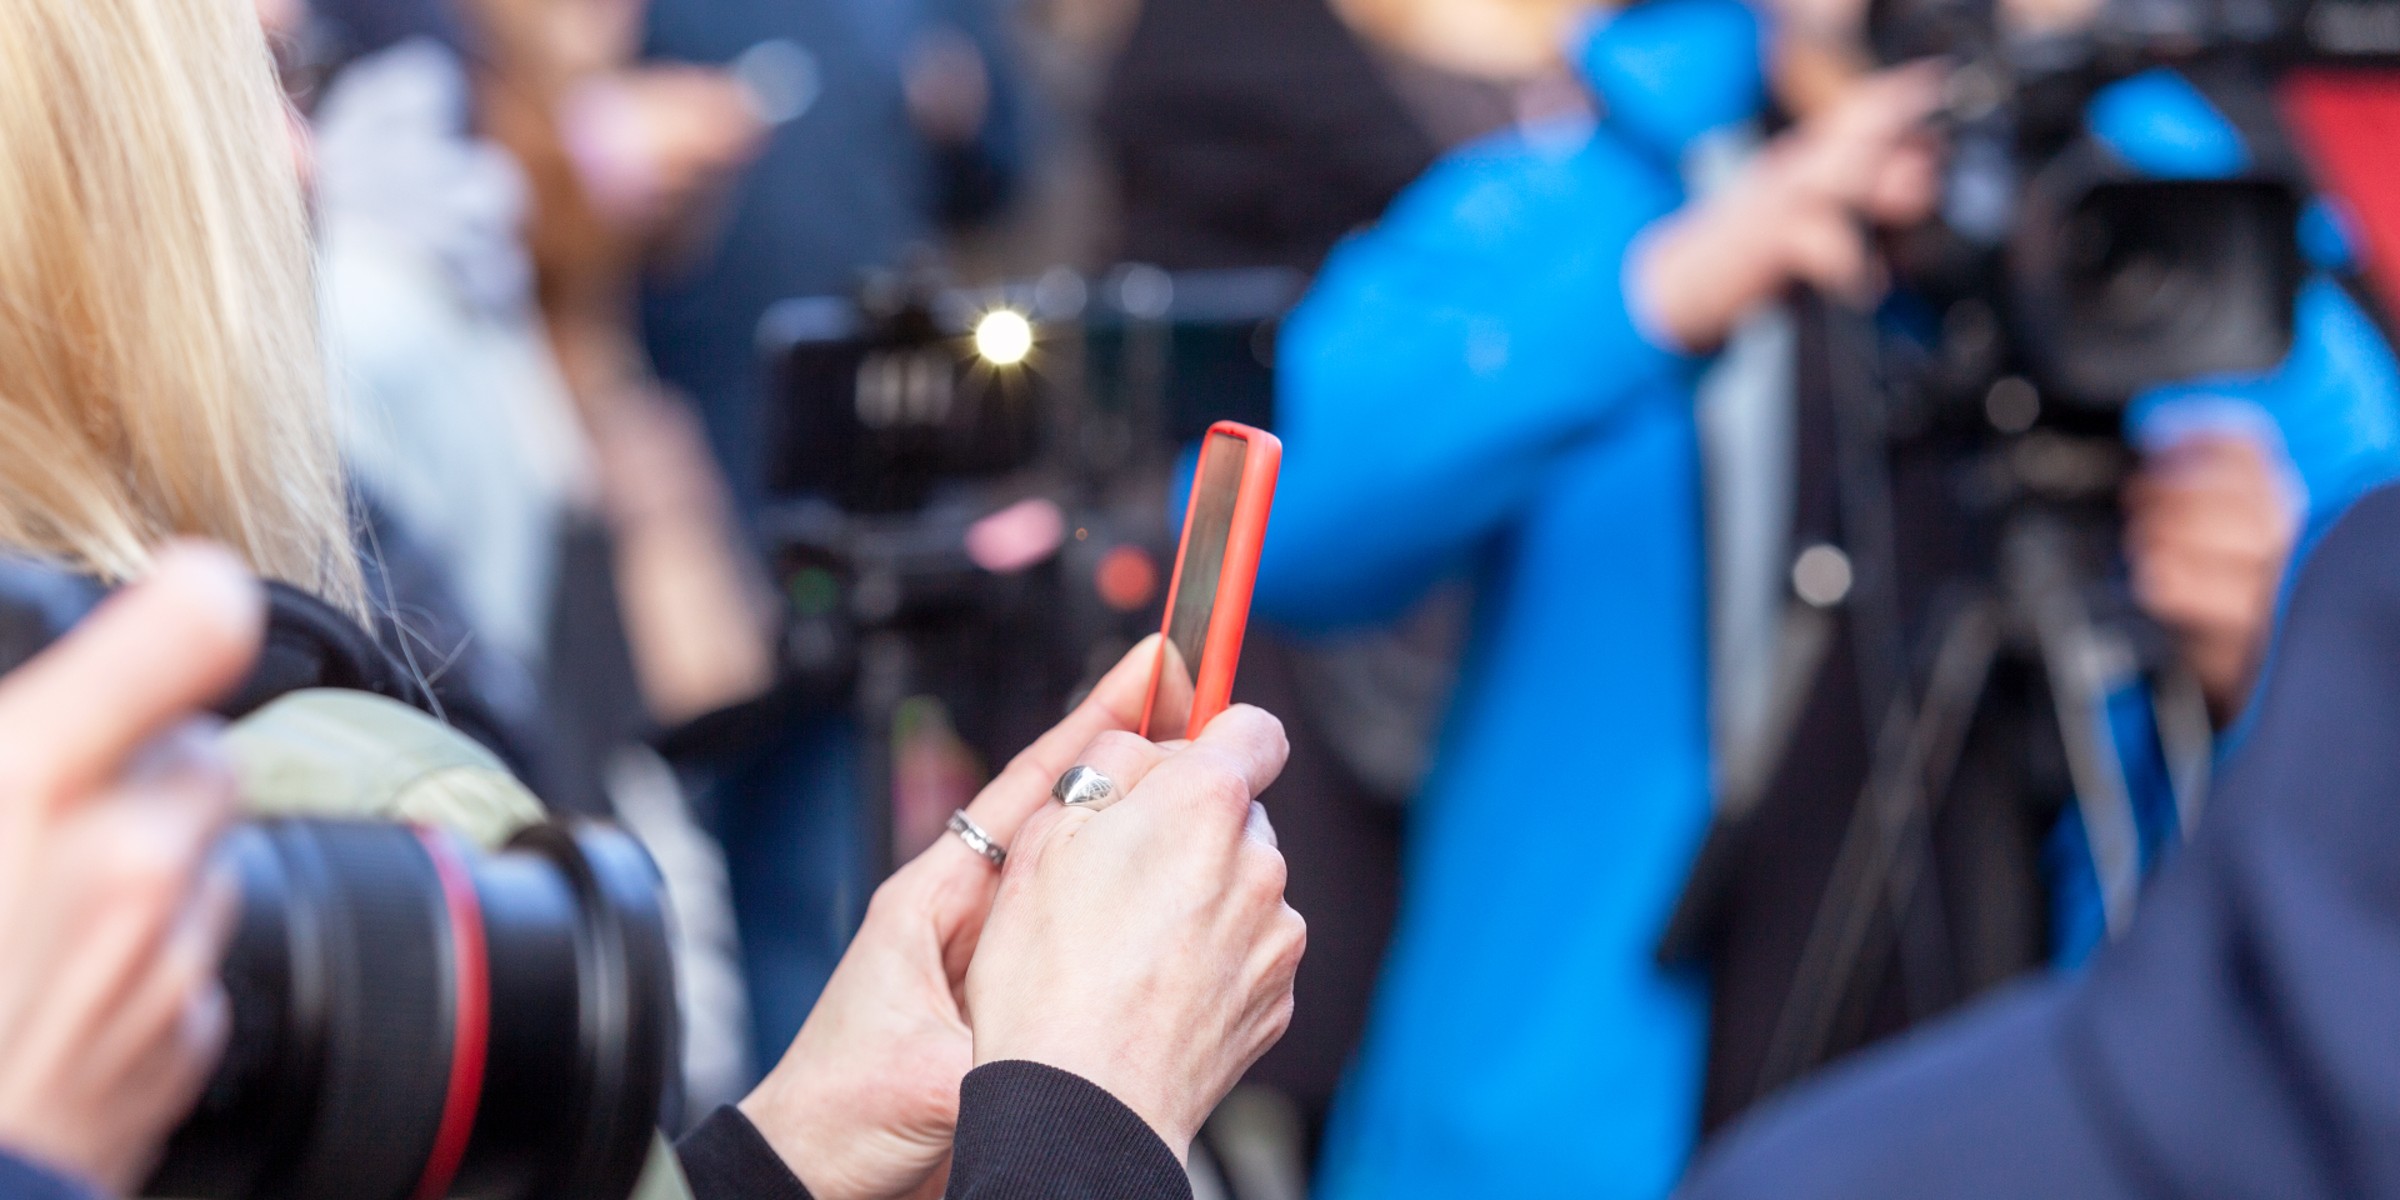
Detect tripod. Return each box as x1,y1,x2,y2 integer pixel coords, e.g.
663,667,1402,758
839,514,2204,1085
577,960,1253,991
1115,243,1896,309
1753,508,2216,1089
1680,297,2219,1115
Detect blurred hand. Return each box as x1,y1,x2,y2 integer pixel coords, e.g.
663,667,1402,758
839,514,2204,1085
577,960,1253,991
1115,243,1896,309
1328,0,1585,82
0,544,265,1193
1770,0,1872,45
561,66,767,237
903,26,992,148
967,704,1304,1160
467,0,646,82
738,639,1166,1200
588,389,776,724
252,0,304,41
2126,433,2299,720
1636,61,1946,351
2003,0,2107,38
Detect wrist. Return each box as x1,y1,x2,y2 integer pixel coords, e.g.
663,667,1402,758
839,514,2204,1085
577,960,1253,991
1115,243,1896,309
736,1077,854,1200
1744,156,1826,276
1633,190,1792,353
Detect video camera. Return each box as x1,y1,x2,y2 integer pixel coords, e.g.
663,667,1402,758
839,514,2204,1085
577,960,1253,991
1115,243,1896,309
758,262,1290,510
1662,0,2400,1126
0,561,677,1200
1863,0,2366,425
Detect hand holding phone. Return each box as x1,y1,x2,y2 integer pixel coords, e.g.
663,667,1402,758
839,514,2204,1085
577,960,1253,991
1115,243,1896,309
1140,422,1281,740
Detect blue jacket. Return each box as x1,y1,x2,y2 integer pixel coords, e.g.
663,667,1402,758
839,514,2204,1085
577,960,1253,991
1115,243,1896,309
1256,2,1765,1194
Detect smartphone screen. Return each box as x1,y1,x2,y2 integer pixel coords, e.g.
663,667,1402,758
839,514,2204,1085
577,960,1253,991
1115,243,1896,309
1149,431,1249,738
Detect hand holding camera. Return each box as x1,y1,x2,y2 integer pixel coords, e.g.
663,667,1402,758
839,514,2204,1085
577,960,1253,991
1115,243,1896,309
0,540,1301,1200
0,545,263,1194
2127,432,2301,717
1635,61,1947,352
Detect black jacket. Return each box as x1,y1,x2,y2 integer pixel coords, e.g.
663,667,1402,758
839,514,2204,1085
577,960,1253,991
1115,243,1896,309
675,1062,1190,1200
1680,479,2400,1197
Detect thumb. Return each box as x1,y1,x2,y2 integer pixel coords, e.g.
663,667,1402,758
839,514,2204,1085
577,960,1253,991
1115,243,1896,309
0,543,263,815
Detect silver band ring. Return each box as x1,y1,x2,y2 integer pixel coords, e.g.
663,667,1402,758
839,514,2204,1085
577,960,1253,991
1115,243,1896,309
1052,764,1119,810
946,809,1006,868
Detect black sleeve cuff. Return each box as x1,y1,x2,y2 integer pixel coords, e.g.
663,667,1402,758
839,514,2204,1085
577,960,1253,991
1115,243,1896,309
675,1105,815,1200
949,1061,1192,1200
0,1152,98,1200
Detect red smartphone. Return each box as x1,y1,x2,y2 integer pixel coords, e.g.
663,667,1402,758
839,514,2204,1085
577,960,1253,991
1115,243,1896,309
1140,421,1282,740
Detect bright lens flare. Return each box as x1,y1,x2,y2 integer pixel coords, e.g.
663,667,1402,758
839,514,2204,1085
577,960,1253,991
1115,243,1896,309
974,309,1035,366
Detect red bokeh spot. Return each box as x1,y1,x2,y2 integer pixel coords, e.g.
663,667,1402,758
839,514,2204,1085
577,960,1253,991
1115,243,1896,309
1095,545,1159,612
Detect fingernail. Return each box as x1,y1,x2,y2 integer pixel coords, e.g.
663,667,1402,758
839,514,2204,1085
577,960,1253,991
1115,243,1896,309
122,719,234,787
150,543,266,637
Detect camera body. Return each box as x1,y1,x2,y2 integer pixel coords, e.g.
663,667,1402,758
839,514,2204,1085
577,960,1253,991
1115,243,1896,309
755,264,1297,684
758,264,1295,514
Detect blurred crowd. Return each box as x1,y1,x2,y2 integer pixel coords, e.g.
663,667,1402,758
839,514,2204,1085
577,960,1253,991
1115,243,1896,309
9,0,2400,1195
199,0,2400,1188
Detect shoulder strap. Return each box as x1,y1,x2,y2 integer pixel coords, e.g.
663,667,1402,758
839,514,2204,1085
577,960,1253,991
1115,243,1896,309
217,582,436,719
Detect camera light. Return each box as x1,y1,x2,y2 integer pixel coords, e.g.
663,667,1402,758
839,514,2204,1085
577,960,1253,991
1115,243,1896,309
974,309,1035,366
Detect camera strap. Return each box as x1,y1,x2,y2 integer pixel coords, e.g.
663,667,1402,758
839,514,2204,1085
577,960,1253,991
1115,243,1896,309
215,581,439,720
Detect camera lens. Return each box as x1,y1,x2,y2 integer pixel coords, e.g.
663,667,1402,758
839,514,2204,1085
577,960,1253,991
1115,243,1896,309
2012,177,2302,404
148,819,676,1200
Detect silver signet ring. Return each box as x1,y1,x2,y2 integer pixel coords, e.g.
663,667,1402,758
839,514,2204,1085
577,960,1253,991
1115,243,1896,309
1051,764,1119,810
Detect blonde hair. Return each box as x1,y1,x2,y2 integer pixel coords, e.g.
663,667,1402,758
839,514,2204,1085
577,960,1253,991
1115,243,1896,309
0,0,364,614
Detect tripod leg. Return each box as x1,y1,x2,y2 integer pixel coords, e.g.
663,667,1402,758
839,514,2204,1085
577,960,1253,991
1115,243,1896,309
856,630,910,879
1756,597,2004,1098
2007,519,2146,940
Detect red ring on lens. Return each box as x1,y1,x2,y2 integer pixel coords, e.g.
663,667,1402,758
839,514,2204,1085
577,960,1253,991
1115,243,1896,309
412,828,490,1200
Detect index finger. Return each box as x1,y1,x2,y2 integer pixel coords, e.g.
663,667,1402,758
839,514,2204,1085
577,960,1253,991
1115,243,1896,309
960,635,1164,848
1809,62,1948,178
0,543,263,814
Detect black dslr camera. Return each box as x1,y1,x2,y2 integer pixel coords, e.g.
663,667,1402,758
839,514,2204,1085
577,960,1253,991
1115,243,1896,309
0,561,677,1200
